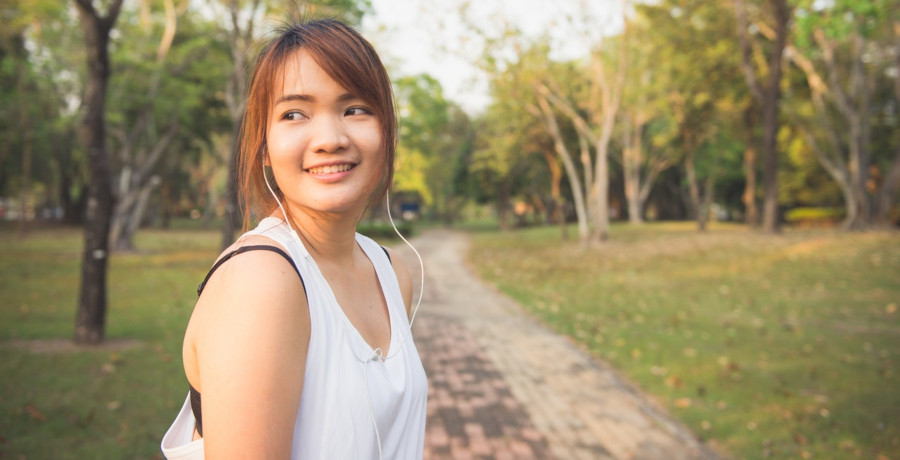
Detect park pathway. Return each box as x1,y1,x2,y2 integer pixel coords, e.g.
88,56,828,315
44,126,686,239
393,229,722,460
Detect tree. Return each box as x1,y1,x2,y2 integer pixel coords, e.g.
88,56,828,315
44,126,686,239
476,43,583,235
72,0,124,344
0,0,81,229
107,1,231,251
393,74,473,223
636,0,746,231
786,0,900,229
734,0,794,233
107,0,180,251
538,24,629,244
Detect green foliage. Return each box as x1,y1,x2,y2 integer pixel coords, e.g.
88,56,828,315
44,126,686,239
469,43,575,214
357,220,415,241
784,206,845,224
0,0,79,203
470,223,900,459
779,127,844,207
106,5,232,175
393,74,474,221
793,0,889,47
393,145,433,205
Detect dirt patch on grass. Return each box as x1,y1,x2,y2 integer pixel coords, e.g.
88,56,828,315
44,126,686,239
2,338,144,354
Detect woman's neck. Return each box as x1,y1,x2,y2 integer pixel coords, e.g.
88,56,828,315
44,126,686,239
277,207,364,266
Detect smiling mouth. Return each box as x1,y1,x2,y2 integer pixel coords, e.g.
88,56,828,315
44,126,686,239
306,164,355,174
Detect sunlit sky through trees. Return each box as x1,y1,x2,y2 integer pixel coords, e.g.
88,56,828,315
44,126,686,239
362,0,623,114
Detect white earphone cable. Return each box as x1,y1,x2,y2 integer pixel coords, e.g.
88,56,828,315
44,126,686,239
264,155,424,460
382,189,425,359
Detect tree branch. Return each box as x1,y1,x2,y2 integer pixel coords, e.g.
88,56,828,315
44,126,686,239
734,0,764,103
101,0,125,33
536,83,598,145
815,28,855,119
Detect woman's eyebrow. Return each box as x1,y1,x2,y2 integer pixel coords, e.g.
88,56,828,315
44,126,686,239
274,92,358,105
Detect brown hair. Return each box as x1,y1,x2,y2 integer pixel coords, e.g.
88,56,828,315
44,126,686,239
237,19,397,230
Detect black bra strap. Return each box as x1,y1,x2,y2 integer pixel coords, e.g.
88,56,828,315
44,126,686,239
189,384,203,437
197,245,304,296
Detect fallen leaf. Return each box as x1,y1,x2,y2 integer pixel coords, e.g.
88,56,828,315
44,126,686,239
26,405,46,422
665,375,683,388
675,397,692,408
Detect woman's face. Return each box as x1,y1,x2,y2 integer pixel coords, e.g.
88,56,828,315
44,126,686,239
265,49,384,218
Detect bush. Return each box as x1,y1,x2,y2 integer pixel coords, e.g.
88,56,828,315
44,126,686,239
784,207,845,227
357,220,415,240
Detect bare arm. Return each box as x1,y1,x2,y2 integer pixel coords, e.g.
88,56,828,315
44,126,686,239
184,250,309,459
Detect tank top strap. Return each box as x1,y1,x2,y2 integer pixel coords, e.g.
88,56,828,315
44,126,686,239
196,245,304,296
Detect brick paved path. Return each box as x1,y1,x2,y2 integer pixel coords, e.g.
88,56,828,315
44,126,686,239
395,230,722,460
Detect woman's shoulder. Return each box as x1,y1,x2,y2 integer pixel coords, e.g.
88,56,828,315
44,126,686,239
209,234,302,294
182,232,310,393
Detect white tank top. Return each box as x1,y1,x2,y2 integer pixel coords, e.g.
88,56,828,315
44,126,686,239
161,217,428,459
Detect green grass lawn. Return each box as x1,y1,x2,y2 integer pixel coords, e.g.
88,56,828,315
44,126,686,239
2,223,897,459
0,223,407,459
0,227,219,459
468,222,900,459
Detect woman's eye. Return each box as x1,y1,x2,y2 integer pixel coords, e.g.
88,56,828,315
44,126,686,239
282,111,307,121
345,106,372,116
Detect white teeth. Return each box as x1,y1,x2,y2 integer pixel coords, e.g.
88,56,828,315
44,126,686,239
308,164,353,174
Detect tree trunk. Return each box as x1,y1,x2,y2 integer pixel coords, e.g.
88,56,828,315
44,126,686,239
73,0,124,345
220,0,254,249
760,0,789,233
220,108,243,248
875,151,900,227
590,136,611,243
110,121,179,251
622,111,646,224
16,61,32,235
685,151,704,231
735,0,791,234
542,150,568,240
534,90,589,241
496,180,512,231
161,182,172,229
112,176,161,252
700,176,714,232
841,26,872,230
742,106,759,226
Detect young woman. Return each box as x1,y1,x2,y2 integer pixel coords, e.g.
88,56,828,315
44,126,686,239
161,19,428,459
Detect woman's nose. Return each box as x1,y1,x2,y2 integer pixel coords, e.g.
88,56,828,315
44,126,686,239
310,115,350,153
